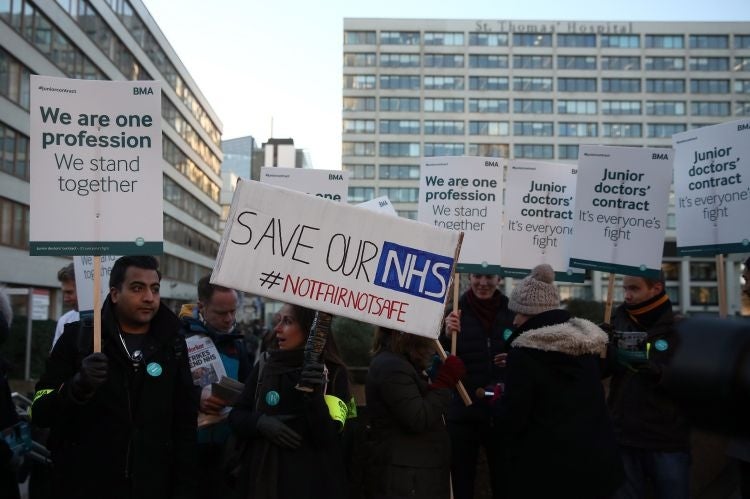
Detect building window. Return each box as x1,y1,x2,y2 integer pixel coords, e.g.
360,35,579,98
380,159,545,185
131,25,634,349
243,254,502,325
380,97,420,112
558,100,597,114
424,120,465,135
558,122,597,137
0,49,32,110
163,215,219,259
380,31,420,45
469,121,509,136
424,32,464,46
646,78,686,93
645,57,685,71
397,210,418,220
0,196,29,249
163,176,220,230
424,143,465,156
469,76,509,91
558,145,580,160
514,144,554,159
343,75,376,89
601,35,640,48
602,78,641,93
513,33,552,47
647,123,687,138
602,100,642,115
558,78,597,92
161,99,221,174
0,121,29,181
513,99,553,114
468,143,509,157
163,137,219,202
602,123,642,137
557,34,596,47
646,101,686,116
736,58,750,72
344,53,376,67
424,98,464,112
424,76,464,90
379,120,420,134
736,35,750,49
343,141,376,156
736,102,750,116
513,121,553,136
424,54,464,68
690,79,730,94
689,57,730,71
468,54,509,68
691,262,718,280
735,80,750,93
691,101,731,116
342,119,376,134
379,188,419,203
469,99,509,113
344,31,376,44
601,56,640,70
513,77,553,92
343,164,375,179
469,32,508,46
645,34,684,49
379,75,420,90
348,187,375,203
380,53,420,68
343,97,376,112
379,165,419,180
557,56,597,70
161,254,211,285
690,287,718,306
379,142,420,157
513,55,553,69
689,35,729,49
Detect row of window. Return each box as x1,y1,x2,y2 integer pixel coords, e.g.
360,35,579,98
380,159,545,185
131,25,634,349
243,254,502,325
0,120,28,181
162,137,220,202
163,214,219,260
345,53,750,71
347,74,750,94
161,99,221,174
163,176,220,231
160,253,212,285
346,31,750,49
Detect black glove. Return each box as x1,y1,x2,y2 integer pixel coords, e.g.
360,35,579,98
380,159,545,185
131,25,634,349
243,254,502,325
71,352,109,402
299,359,326,388
598,322,614,335
256,414,302,449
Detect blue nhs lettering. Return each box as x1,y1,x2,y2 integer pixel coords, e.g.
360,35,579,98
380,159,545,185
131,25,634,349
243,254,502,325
374,242,453,303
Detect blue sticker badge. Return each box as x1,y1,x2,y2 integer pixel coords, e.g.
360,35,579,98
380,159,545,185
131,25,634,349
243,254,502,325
265,390,280,406
503,328,513,341
654,339,669,352
146,362,162,377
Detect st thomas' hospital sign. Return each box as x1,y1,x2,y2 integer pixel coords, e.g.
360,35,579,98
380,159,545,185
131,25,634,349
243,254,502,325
474,20,634,34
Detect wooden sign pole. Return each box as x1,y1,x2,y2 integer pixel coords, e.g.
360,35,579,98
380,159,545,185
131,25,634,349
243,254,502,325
604,273,616,324
716,254,728,318
93,255,102,353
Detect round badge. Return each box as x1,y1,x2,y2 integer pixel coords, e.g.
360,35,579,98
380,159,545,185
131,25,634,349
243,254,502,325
654,339,669,352
135,237,145,247
265,390,280,406
503,328,513,341
146,362,162,377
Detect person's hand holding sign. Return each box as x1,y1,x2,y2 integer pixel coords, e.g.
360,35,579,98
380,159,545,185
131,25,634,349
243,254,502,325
444,310,461,338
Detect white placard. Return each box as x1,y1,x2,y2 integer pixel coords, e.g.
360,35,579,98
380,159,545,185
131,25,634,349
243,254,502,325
32,290,50,320
418,156,503,274
502,160,584,282
211,180,461,339
569,145,672,278
260,167,348,202
73,255,120,312
673,119,750,255
357,196,398,217
29,76,162,256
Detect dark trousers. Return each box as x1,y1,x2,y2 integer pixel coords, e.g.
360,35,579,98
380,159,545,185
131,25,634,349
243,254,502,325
197,443,234,499
448,419,506,499
613,446,690,499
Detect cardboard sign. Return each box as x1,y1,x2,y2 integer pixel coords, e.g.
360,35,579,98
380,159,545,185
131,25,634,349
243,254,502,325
357,196,398,217
501,160,584,282
672,119,750,255
260,167,349,202
73,255,120,312
418,156,503,274
29,76,162,256
569,145,672,278
211,180,461,339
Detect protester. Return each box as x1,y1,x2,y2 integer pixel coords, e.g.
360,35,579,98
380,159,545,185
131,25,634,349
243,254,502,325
31,256,198,499
603,272,689,499
441,273,514,499
499,264,623,498
0,288,20,499
228,303,352,499
364,327,464,499
179,275,250,499
51,263,79,350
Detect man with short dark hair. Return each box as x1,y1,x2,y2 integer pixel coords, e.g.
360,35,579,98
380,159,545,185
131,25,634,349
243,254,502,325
51,262,79,350
604,273,690,499
32,256,198,499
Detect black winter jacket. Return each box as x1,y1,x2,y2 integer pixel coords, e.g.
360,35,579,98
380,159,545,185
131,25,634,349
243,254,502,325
364,350,451,499
32,297,198,499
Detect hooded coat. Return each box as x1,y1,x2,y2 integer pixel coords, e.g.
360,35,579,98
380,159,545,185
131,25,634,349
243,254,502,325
498,310,623,499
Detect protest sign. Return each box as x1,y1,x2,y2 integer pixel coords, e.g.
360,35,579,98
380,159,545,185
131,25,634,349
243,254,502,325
418,156,503,273
29,75,162,256
357,196,398,216
569,145,672,278
212,180,461,339
73,255,120,313
502,160,584,282
261,167,349,202
185,335,228,388
672,119,750,255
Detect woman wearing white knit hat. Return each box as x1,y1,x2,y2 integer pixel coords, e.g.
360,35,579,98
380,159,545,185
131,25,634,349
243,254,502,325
497,264,623,498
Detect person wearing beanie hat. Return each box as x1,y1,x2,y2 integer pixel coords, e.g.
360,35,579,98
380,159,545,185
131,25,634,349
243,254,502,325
497,264,623,498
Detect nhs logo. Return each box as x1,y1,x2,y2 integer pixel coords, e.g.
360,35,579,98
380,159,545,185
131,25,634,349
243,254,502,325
374,242,453,303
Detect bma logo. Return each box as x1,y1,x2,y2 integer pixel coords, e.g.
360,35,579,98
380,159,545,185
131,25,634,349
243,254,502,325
738,123,750,131
484,160,499,167
374,242,453,303
329,173,343,180
652,153,669,160
133,87,154,95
